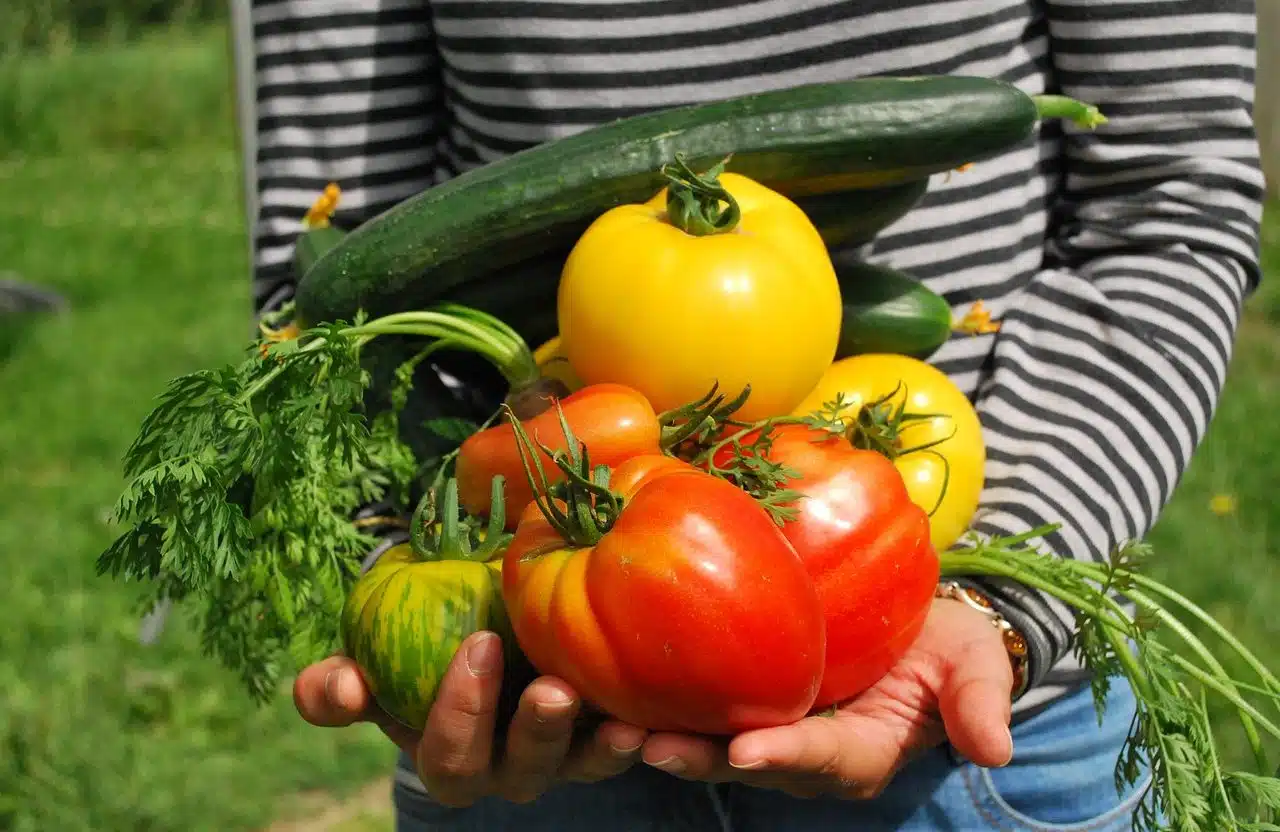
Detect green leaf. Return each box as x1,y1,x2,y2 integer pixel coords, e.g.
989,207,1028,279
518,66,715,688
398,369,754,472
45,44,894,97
424,417,479,443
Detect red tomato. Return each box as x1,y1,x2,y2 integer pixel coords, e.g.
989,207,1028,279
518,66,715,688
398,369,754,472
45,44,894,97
501,454,827,734
711,424,939,707
456,383,663,528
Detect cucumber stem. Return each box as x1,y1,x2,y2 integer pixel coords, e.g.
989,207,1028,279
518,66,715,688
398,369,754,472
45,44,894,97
662,154,741,237
1032,94,1108,129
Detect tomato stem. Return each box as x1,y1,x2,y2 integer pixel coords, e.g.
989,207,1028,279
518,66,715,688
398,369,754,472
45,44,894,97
504,402,623,549
662,154,741,237
410,477,511,563
809,386,956,517
656,382,754,452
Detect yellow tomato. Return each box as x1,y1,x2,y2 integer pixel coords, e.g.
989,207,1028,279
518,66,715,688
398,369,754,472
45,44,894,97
557,169,842,421
532,335,584,392
791,354,986,552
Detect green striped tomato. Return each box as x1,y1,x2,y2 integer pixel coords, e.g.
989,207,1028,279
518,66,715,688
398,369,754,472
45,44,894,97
340,478,512,731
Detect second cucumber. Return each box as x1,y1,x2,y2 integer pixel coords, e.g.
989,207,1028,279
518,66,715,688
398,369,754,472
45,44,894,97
834,259,955,360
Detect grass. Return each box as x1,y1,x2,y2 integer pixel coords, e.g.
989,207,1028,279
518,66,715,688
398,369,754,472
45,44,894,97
0,23,1277,832
0,28,393,832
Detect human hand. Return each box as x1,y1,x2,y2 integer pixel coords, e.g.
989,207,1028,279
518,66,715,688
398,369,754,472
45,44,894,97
637,597,1016,799
292,630,649,807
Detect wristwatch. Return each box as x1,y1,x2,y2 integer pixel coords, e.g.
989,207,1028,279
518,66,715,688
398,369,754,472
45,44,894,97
935,580,1031,700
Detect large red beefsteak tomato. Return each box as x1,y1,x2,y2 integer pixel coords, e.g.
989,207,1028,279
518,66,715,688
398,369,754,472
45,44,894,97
712,424,939,707
501,453,826,734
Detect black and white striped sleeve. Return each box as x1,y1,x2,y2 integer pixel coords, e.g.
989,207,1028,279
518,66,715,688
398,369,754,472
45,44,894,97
962,0,1266,694
248,0,442,317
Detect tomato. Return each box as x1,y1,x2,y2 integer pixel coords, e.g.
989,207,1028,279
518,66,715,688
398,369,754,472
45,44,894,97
532,335,583,393
456,383,667,528
711,424,938,706
341,479,511,731
557,160,842,422
791,354,986,552
501,454,826,734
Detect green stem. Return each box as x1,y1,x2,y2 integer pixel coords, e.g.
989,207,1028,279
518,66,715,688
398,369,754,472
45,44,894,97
1122,572,1280,699
938,552,1103,616
504,401,622,549
238,335,331,402
945,542,1280,785
409,476,511,564
1171,656,1280,743
1032,94,1108,129
342,309,541,390
248,306,542,406
1100,620,1155,710
657,384,756,452
1097,578,1271,774
661,154,741,237
1196,689,1244,829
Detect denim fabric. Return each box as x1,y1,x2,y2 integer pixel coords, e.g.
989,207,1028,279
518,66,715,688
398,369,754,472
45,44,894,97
393,678,1152,831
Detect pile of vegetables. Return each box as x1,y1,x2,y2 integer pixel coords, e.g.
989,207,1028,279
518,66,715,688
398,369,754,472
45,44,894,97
98,75,1280,831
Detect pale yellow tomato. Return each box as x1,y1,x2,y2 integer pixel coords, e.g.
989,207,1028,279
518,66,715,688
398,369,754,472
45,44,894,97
792,354,986,552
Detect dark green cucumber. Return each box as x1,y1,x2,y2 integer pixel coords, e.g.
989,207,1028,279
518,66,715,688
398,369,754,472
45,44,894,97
441,178,932,332
792,178,930,249
292,224,348,280
297,75,1053,326
835,259,954,360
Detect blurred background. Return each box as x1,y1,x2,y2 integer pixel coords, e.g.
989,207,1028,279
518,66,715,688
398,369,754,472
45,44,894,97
0,3,1277,831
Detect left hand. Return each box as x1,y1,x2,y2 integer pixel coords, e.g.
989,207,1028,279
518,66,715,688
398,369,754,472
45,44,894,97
638,597,1017,799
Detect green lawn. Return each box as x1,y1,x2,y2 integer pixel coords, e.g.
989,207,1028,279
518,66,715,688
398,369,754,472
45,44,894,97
0,29,394,832
0,25,1277,832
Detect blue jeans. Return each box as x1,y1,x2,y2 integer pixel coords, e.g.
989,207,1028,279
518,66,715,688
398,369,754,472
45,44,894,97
393,679,1152,831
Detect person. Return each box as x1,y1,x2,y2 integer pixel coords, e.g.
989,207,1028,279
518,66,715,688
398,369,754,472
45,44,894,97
240,0,1265,829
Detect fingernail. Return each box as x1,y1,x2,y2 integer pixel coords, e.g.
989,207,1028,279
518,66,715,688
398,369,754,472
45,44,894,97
996,726,1015,768
324,667,355,710
534,690,575,722
648,756,686,774
466,634,500,677
609,742,642,758
729,757,767,771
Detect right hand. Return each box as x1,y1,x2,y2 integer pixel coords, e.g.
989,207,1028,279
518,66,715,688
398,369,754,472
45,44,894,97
292,630,649,807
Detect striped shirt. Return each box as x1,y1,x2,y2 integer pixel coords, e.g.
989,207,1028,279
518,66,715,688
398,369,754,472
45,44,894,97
243,0,1264,759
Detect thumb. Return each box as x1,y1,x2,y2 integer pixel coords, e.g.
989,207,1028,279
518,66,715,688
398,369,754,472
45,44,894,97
936,630,1015,768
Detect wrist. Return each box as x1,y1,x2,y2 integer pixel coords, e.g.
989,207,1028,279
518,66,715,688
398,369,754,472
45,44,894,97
360,529,411,575
353,500,411,574
936,580,1031,700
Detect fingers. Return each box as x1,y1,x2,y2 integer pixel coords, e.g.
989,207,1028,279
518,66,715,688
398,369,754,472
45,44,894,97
724,716,904,798
416,631,506,807
641,732,736,783
936,636,1015,768
561,720,648,783
293,655,369,728
640,728,840,796
292,655,428,751
493,677,581,802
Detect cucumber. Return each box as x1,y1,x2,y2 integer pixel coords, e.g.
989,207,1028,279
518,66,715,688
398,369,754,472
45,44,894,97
292,224,347,280
792,178,930,249
297,75,1054,326
835,259,954,360
397,176,930,351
